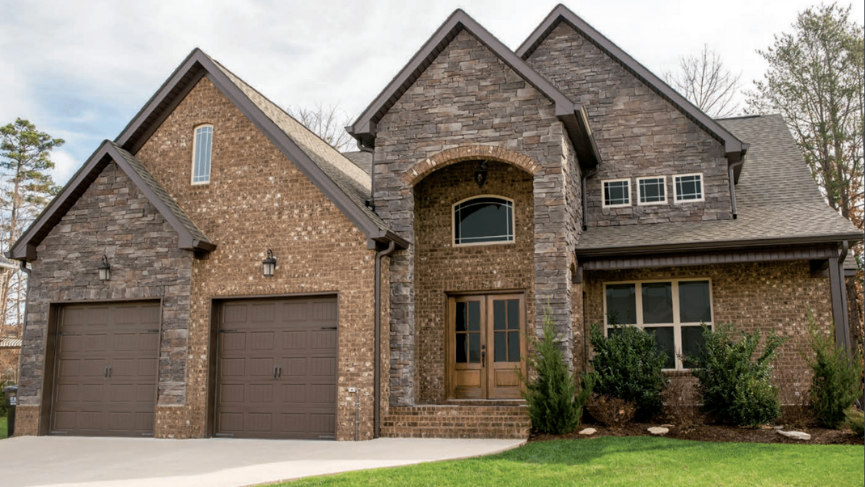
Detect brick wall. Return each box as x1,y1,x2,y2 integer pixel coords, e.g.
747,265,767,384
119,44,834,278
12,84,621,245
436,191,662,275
135,77,379,440
414,160,535,403
581,261,833,399
527,23,732,227
374,29,575,405
18,161,193,435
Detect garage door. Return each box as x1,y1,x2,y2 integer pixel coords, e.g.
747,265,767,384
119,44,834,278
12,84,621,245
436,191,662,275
51,302,160,436
215,297,337,439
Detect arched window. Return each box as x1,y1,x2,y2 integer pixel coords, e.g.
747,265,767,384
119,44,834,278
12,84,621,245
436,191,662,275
453,196,514,245
192,125,213,184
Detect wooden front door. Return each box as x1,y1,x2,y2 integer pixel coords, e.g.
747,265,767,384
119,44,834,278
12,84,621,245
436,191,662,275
447,294,525,399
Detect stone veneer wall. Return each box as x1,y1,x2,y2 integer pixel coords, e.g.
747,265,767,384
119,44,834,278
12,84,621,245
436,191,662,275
581,261,834,400
16,162,193,436
134,77,379,440
374,29,575,405
413,161,535,403
526,23,732,227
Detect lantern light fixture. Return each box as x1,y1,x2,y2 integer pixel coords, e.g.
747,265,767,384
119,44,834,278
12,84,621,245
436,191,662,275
97,255,111,281
262,249,276,277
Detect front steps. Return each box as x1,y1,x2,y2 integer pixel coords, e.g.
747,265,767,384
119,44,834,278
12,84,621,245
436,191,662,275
381,404,531,439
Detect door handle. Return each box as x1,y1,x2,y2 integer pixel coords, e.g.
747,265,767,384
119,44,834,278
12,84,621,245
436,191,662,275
104,365,109,378
273,366,278,379
277,366,282,378
481,344,486,367
107,365,112,378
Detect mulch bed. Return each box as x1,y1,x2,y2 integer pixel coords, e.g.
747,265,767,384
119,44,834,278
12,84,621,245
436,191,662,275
529,421,864,445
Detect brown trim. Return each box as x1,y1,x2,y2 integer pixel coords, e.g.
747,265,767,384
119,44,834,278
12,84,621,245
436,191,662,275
206,299,219,438
829,256,852,350
39,296,166,305
346,9,601,169
581,245,839,271
7,141,215,261
209,291,341,301
39,304,60,436
446,288,527,297
576,233,862,258
516,5,748,163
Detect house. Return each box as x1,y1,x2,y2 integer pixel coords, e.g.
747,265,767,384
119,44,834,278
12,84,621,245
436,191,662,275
6,5,861,440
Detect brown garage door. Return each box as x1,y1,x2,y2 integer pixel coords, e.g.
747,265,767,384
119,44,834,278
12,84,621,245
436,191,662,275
216,297,337,439
51,302,160,436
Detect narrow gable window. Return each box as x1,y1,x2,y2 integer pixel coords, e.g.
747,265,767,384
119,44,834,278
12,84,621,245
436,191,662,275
674,173,703,202
602,179,630,207
453,196,514,245
637,176,666,204
192,125,213,184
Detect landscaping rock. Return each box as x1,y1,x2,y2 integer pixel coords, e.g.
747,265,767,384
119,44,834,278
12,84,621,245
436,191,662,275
777,430,811,441
647,427,669,436
579,428,597,435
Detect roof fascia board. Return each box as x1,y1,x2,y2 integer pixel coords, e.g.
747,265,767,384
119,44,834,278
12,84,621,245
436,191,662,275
517,5,747,159
576,233,864,258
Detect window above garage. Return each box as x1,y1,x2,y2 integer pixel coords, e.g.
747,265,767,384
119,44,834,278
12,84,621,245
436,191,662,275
453,196,514,246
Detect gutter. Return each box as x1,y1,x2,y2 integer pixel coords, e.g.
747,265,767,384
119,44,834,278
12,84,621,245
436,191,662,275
373,240,397,439
581,165,600,231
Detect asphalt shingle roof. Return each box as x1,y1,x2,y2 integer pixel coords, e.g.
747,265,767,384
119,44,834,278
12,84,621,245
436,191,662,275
342,151,373,176
577,114,861,253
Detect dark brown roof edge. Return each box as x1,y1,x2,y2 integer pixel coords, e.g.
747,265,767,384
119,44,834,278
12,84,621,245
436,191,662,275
8,140,215,261
114,48,407,250
517,4,748,163
347,9,601,168
575,233,864,258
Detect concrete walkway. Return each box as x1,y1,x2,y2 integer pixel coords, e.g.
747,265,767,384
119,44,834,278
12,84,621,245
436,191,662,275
0,436,525,487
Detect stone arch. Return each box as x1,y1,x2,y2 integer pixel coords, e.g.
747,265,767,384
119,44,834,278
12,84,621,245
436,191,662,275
402,145,541,187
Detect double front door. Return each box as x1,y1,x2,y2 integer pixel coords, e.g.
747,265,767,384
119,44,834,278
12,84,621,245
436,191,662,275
447,294,526,400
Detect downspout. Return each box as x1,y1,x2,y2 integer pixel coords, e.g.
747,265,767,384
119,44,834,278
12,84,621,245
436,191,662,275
837,241,851,349
374,240,396,439
828,241,852,351
728,160,745,219
581,166,600,231
18,260,31,381
358,138,375,210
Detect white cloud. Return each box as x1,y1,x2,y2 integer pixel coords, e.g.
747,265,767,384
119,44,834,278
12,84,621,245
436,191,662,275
49,149,82,186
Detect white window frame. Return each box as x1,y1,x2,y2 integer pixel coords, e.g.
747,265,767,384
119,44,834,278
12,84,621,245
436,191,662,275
601,178,631,208
636,176,667,205
603,278,714,370
672,173,704,203
191,124,213,185
452,195,515,247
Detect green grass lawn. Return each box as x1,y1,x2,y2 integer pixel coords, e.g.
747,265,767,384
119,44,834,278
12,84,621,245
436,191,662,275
0,416,6,440
281,436,864,487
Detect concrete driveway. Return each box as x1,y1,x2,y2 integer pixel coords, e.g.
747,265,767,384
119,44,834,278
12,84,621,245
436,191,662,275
0,436,524,486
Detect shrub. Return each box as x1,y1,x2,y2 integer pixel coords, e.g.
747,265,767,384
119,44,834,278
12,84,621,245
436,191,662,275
689,324,785,427
586,394,636,428
801,313,864,428
588,324,668,420
844,408,864,437
518,306,593,434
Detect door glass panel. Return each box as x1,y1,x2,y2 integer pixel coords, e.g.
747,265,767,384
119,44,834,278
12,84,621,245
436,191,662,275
642,282,673,324
508,331,520,362
455,333,467,363
468,333,480,363
605,284,636,325
679,281,712,323
455,302,466,332
507,300,520,329
647,326,675,369
468,302,480,331
682,326,706,368
494,332,506,362
493,301,506,330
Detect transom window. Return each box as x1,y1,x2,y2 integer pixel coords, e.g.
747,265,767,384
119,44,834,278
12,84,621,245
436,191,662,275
602,179,630,207
674,173,703,202
453,196,514,245
637,176,666,204
604,279,713,370
192,125,213,184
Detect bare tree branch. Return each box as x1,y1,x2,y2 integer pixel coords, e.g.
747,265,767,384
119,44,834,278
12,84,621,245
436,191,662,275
663,44,743,118
285,103,355,152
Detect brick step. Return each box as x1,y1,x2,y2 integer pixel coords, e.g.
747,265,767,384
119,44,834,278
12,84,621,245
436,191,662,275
380,405,532,439
380,426,530,439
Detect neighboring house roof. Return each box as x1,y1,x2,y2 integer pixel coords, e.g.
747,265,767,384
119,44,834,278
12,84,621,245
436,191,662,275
517,4,748,172
115,48,404,249
347,9,602,170
576,114,862,256
0,338,21,349
0,254,17,271
8,141,216,261
342,151,373,176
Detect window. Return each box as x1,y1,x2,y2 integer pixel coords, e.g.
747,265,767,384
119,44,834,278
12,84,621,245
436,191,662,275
453,196,514,245
673,173,703,202
637,176,666,205
604,279,713,370
192,125,213,184
602,179,630,207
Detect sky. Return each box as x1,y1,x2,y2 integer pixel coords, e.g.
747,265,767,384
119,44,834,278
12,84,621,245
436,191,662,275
1,0,862,186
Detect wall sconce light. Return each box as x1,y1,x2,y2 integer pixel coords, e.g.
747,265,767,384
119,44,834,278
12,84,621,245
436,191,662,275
474,160,488,188
262,249,276,277
97,255,111,281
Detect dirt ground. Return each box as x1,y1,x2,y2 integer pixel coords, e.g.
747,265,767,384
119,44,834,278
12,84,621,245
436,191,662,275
529,421,864,446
